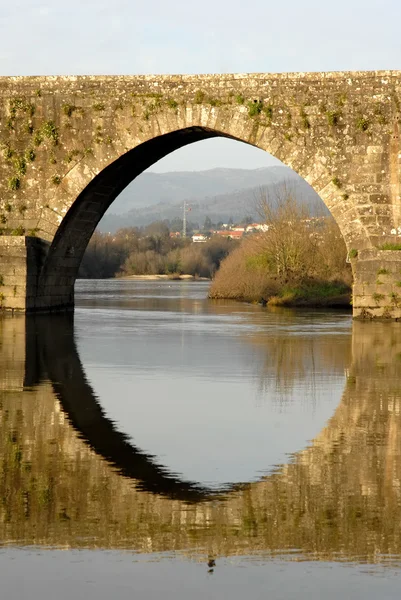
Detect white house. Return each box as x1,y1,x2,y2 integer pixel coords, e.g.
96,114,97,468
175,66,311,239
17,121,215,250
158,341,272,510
192,234,208,243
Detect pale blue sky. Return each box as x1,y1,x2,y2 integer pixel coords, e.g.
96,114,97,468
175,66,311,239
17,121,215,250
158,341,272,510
1,0,399,171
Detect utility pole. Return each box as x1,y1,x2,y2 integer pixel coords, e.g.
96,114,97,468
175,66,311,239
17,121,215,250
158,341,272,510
183,201,187,238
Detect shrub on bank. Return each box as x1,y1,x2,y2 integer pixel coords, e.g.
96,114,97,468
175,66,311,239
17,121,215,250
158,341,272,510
209,193,352,307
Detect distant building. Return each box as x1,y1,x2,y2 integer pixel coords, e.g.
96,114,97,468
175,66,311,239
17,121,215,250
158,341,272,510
246,223,269,233
170,231,181,238
192,234,208,243
214,230,244,240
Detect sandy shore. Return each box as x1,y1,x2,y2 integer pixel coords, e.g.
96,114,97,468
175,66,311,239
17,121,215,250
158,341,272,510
118,274,209,281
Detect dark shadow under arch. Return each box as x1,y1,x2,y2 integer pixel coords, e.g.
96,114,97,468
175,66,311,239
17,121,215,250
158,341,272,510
26,313,252,503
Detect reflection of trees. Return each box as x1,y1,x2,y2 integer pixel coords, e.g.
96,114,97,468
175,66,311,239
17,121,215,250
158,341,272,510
0,317,401,565
240,307,351,402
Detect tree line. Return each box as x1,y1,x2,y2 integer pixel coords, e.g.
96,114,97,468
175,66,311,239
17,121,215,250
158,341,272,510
78,221,238,279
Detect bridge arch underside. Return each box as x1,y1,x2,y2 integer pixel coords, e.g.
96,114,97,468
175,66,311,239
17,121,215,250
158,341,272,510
31,126,365,314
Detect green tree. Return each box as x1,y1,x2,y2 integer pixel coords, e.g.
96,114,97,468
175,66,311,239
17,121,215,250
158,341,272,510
203,216,213,232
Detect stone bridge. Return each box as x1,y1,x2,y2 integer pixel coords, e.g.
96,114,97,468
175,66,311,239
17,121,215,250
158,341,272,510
1,71,401,318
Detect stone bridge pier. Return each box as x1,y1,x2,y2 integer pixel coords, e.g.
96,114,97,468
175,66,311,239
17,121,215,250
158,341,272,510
0,71,401,317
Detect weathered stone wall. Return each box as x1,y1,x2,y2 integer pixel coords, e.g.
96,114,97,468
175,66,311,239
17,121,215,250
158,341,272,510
0,71,400,316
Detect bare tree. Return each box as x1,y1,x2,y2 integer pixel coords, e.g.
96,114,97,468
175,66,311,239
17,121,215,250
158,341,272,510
253,183,320,282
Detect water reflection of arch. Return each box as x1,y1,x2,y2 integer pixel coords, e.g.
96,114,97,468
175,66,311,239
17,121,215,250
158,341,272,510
20,315,401,560
27,315,225,502
26,312,353,504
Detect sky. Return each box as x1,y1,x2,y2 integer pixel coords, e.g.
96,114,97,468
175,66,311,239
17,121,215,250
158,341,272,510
1,0,400,172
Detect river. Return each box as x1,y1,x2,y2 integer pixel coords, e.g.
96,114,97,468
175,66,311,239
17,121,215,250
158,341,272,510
1,279,401,598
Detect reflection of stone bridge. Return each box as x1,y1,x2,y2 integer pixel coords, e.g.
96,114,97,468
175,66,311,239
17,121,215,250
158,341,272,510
1,72,401,317
1,316,401,563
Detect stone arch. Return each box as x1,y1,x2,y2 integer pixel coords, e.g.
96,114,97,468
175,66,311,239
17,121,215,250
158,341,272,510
36,125,355,311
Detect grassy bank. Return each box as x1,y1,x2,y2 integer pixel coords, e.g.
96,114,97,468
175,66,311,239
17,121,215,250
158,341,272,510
209,193,352,308
263,281,351,307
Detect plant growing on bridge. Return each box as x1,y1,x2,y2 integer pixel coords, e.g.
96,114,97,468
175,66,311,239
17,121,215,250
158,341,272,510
34,131,43,146
348,248,358,259
8,176,20,191
92,103,105,111
332,177,342,188
356,117,369,132
51,175,61,186
263,104,273,120
235,94,245,105
326,110,341,126
64,149,81,164
9,98,35,119
25,148,36,162
336,93,348,107
14,156,27,176
377,267,389,275
2,145,13,161
142,100,159,120
0,275,4,286
373,292,385,304
166,98,178,110
62,103,77,117
342,193,349,200
25,121,34,135
380,243,401,251
248,100,263,117
300,106,310,129
41,120,59,145
194,90,205,104
11,226,25,236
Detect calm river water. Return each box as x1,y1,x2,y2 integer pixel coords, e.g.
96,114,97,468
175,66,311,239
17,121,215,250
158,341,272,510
1,279,401,598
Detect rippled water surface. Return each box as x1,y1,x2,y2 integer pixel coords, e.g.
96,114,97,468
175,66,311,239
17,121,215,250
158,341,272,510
1,279,401,598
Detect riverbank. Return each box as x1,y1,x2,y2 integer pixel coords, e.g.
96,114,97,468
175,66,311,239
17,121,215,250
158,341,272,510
118,274,210,281
209,280,351,308
208,199,353,309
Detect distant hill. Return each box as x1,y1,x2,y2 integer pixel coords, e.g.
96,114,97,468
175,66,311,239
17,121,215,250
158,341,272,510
99,166,327,232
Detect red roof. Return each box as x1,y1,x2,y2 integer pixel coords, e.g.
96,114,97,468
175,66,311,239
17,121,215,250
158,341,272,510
215,230,243,238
